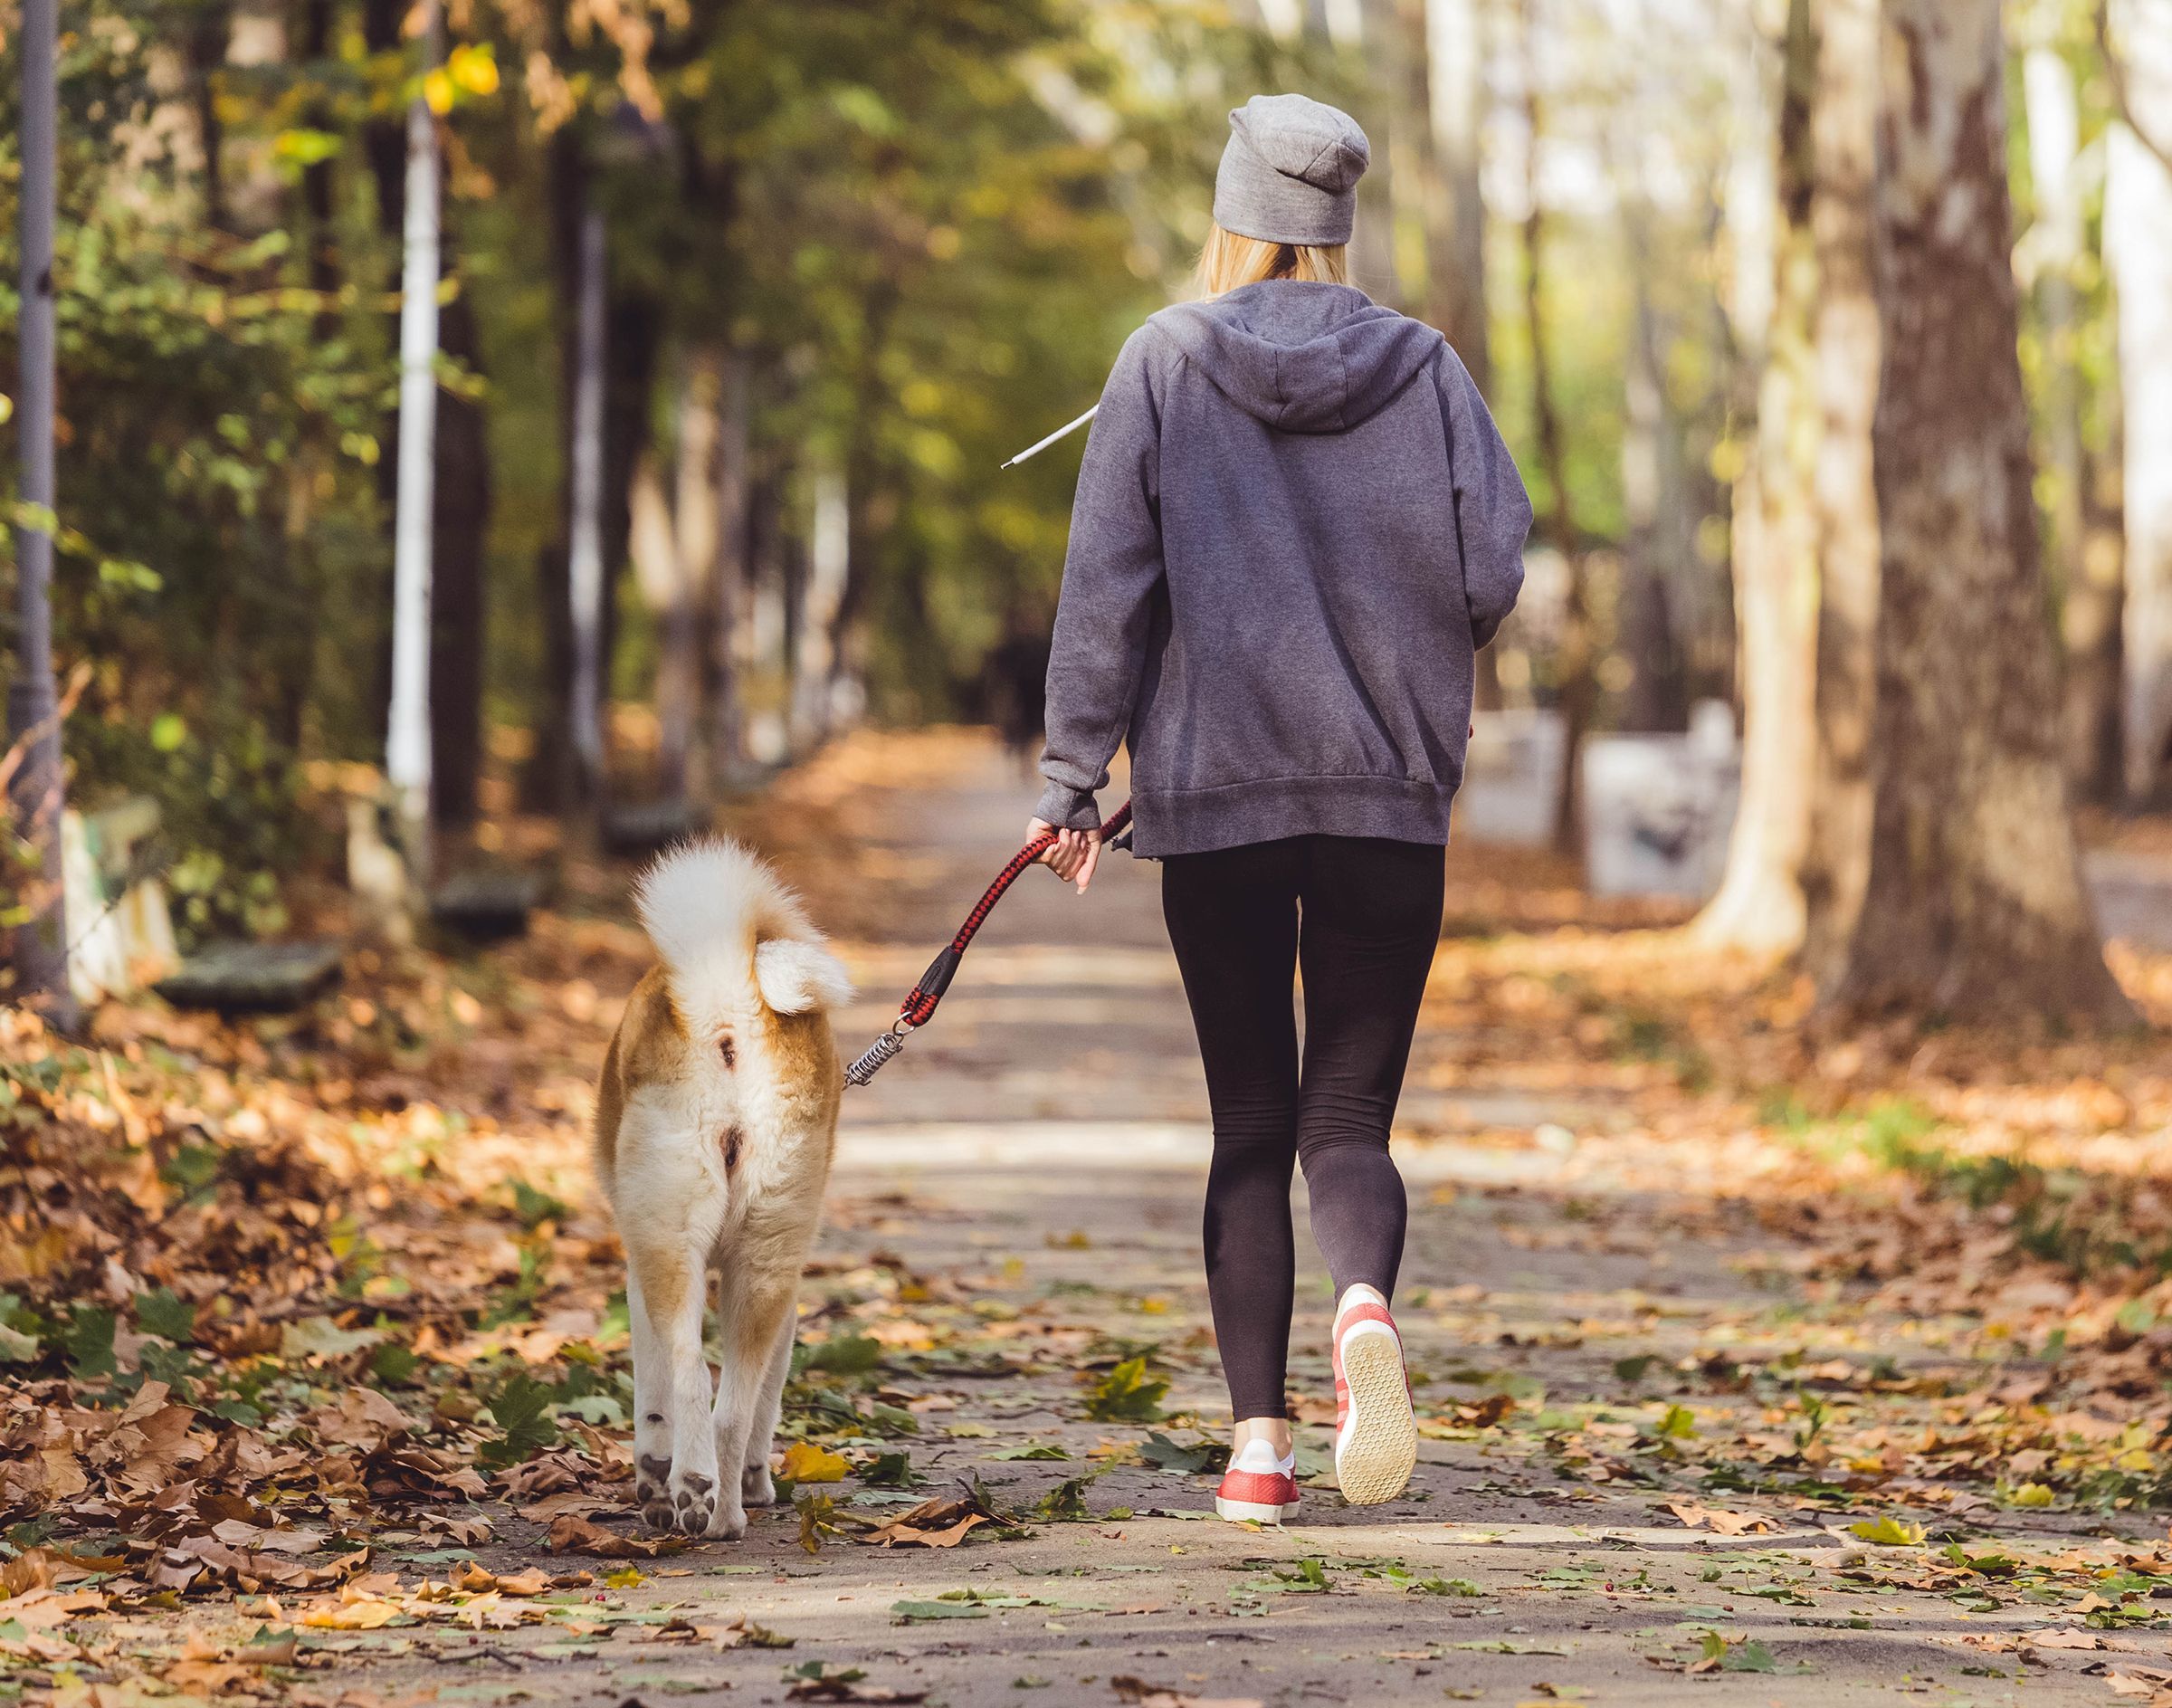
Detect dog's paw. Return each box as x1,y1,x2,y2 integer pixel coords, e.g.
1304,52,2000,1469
741,1462,776,1508
636,1453,673,1532
670,1469,717,1537
706,1499,749,1541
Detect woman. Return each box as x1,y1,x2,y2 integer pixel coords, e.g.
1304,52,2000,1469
1030,93,1531,1523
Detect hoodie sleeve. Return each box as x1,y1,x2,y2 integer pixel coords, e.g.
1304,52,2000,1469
1034,329,1167,832
1436,348,1532,651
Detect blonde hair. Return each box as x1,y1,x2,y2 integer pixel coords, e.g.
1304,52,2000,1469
1189,222,1350,299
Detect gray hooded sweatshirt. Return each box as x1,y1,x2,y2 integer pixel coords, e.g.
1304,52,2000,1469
1034,279,1532,857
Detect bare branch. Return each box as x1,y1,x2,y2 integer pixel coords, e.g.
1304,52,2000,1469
2097,0,2172,177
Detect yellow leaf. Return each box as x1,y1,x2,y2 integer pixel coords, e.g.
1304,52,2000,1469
423,68,455,114
1851,1516,1926,1546
300,1598,402,1630
2010,1483,2056,1508
780,1441,850,1484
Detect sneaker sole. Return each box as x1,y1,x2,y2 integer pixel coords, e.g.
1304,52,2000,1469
1214,1494,1300,1524
1335,1327,1416,1505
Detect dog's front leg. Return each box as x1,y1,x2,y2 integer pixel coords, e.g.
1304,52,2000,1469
708,1273,797,1540
627,1230,721,1536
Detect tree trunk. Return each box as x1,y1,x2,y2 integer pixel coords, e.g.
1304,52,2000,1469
1519,0,1588,854
1617,198,1691,735
384,0,442,889
1825,0,2128,1025
1798,0,1881,984
788,466,851,755
566,203,610,804
2023,43,2118,802
701,351,752,787
429,288,491,829
521,128,583,813
2110,0,2172,806
5,0,76,1031
629,437,699,802
1695,0,1817,953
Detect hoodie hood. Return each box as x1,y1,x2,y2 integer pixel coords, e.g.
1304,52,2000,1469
1149,281,1443,434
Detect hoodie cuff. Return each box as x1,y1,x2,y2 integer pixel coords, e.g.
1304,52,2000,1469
1033,781,1102,832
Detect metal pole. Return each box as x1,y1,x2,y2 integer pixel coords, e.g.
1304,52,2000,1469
7,0,78,1031
385,0,443,887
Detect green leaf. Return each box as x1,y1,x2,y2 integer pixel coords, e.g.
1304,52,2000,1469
891,1598,988,1623
476,1373,560,1469
1082,1356,1167,1422
510,1179,569,1230
62,1306,116,1379
800,1334,882,1376
859,1450,925,1489
369,1342,420,1386
1139,1431,1227,1475
1613,1353,1657,1382
988,1441,1071,1462
134,1288,195,1343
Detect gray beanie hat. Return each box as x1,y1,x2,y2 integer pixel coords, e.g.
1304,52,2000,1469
1212,93,1370,247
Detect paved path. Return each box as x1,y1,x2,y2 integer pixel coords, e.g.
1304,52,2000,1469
399,736,2152,1708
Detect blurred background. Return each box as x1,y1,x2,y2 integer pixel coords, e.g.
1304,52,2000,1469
4,0,2171,1026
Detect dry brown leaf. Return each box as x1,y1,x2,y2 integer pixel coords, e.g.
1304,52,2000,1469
1662,1500,1783,1535
449,1560,550,1595
544,1513,689,1558
859,1495,994,1549
1110,1679,1264,1708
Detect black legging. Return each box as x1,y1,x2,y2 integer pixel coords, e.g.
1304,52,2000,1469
1161,835,1444,1422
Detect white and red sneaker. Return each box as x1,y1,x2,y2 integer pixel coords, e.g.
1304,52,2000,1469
1214,1438,1300,1524
1331,1285,1416,1505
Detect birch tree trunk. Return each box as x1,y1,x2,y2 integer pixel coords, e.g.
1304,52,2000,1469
2023,40,2116,801
6,0,76,1030
1799,0,1881,983
788,468,850,756
566,204,609,804
1517,0,1589,854
1695,0,1816,953
383,0,441,895
1826,0,2128,1025
2109,0,2172,806
628,447,696,801
703,353,752,786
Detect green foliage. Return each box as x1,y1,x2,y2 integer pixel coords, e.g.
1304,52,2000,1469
475,1371,560,1468
1081,1355,1167,1422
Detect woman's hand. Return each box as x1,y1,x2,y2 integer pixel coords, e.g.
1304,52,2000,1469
1029,818,1102,894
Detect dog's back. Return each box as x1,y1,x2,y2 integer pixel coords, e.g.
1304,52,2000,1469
594,837,852,1539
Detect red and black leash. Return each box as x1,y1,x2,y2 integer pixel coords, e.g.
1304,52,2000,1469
843,800,1133,1087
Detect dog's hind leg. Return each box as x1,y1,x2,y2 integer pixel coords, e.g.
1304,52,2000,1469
707,1270,797,1540
626,1224,723,1537
734,1293,797,1510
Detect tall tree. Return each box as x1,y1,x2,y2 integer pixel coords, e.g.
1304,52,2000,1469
1826,0,2127,1023
1402,0,1491,391
6,0,76,1029
2021,29,2117,799
1696,0,1817,952
385,0,443,892
2107,0,2172,806
1798,0,1881,981
1517,0,1588,854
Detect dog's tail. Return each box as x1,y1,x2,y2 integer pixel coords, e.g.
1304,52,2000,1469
634,837,854,1037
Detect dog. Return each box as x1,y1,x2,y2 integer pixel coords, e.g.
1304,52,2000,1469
593,838,853,1539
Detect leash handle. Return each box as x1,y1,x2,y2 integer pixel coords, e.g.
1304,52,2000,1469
844,800,1132,1086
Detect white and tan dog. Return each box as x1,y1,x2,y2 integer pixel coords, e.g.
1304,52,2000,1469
593,839,851,1539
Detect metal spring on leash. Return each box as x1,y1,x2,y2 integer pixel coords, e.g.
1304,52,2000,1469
843,1023,910,1088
